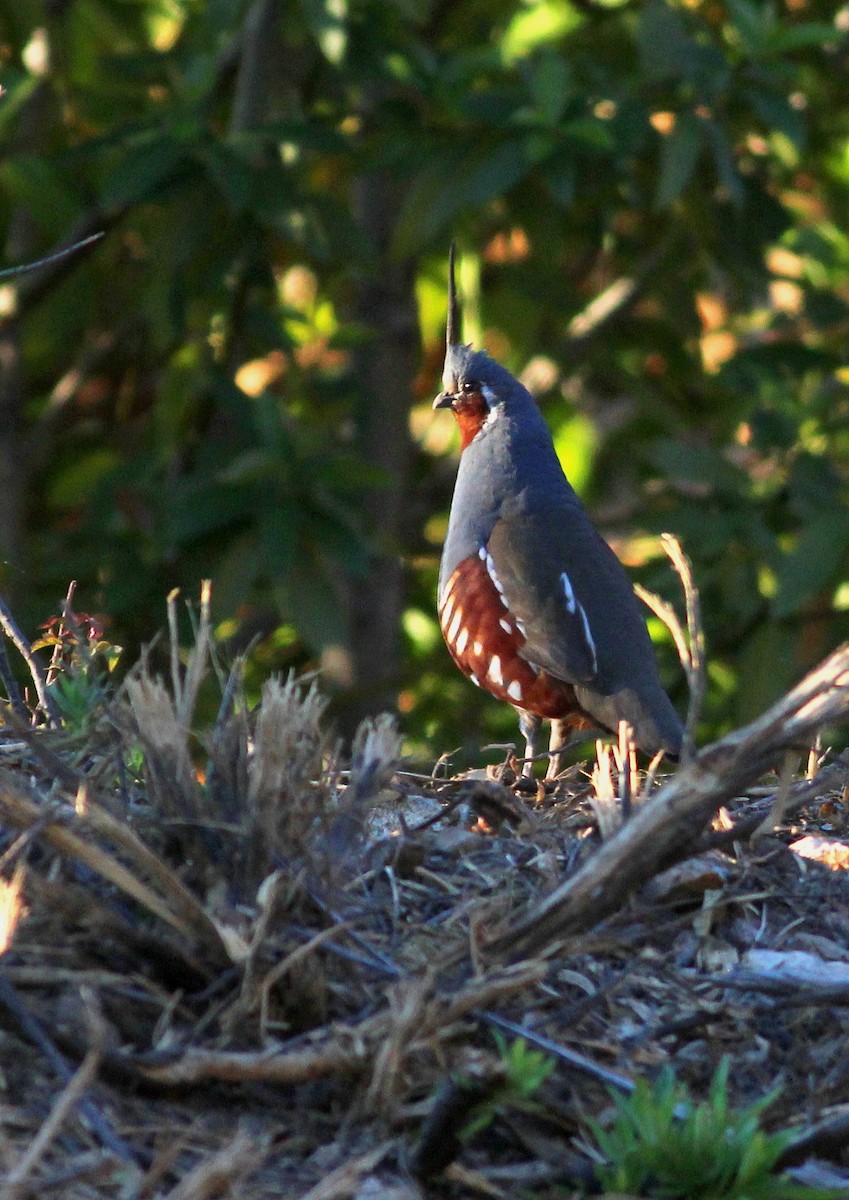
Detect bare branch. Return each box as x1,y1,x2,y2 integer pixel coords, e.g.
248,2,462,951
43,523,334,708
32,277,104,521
0,231,104,283
485,643,849,960
0,596,60,725
635,532,706,759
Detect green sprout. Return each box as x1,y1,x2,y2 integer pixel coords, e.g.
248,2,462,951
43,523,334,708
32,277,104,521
587,1058,838,1199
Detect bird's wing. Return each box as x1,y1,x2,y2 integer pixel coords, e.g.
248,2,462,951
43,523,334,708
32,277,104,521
484,511,604,686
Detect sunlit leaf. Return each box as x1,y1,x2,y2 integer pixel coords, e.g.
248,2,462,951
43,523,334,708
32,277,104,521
501,0,584,63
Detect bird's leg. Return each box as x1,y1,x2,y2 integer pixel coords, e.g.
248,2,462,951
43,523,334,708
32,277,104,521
516,709,541,777
546,718,569,780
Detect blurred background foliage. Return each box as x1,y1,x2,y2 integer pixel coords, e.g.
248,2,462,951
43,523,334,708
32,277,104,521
0,0,848,764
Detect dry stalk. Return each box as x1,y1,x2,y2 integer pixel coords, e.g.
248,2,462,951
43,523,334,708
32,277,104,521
45,581,78,688
326,714,401,866
699,750,849,851
258,922,346,1041
589,743,621,839
135,959,545,1089
125,672,201,819
72,787,231,963
162,1128,269,1200
134,1036,367,1086
364,974,433,1114
0,864,26,956
247,673,329,865
296,1143,396,1200
176,580,213,729
485,642,849,960
634,532,705,758
0,988,105,1200
750,750,798,841
0,771,226,960
0,596,60,726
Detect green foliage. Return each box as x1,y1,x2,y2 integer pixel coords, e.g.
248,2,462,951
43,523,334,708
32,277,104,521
461,1034,556,1139
1,0,849,753
34,610,122,736
588,1059,837,1200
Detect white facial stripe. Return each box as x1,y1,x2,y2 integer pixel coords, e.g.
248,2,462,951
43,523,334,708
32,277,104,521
560,571,576,614
578,602,598,673
480,384,499,433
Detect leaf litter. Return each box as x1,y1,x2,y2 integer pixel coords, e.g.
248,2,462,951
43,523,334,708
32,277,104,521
2,588,849,1195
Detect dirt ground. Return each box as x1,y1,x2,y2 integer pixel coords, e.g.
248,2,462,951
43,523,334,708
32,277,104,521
4,643,849,1198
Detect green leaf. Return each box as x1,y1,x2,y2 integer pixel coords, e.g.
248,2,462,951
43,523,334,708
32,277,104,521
392,139,532,256
259,504,299,580
0,157,80,234
727,0,770,56
637,1,690,79
280,553,349,650
501,0,584,63
747,89,806,148
766,22,839,54
297,0,348,64
646,440,747,496
654,113,703,209
100,131,189,209
527,53,571,126
705,120,745,207
773,508,849,618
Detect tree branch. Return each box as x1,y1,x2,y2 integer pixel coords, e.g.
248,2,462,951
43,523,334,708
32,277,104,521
486,643,849,960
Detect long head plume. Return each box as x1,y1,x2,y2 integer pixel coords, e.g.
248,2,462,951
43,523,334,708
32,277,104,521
447,241,461,348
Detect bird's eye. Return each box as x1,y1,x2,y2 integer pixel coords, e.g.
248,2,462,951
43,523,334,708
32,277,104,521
461,380,479,394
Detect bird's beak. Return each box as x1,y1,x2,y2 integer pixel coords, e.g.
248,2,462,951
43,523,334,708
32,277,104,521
433,391,455,410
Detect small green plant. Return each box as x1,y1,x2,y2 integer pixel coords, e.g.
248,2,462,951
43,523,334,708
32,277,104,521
587,1058,837,1199
35,609,121,735
461,1034,556,1139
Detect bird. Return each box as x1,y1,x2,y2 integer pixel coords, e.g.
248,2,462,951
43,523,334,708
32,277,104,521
433,245,683,778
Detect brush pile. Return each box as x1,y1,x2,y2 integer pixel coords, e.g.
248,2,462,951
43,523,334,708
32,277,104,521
3,585,849,1197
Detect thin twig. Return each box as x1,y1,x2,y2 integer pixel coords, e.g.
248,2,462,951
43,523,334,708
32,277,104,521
634,533,705,760
0,637,26,719
662,532,706,746
486,643,849,960
477,1010,635,1093
0,771,228,960
0,597,60,726
167,588,182,713
0,976,135,1166
161,1128,269,1200
564,231,679,348
1,989,108,1200
1,214,114,326
46,581,78,687
0,232,104,282
179,580,212,728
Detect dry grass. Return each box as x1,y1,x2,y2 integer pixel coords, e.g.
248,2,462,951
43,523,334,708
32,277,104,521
2,594,849,1195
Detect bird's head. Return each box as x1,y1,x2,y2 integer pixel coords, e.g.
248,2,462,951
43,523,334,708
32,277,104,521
433,244,531,450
